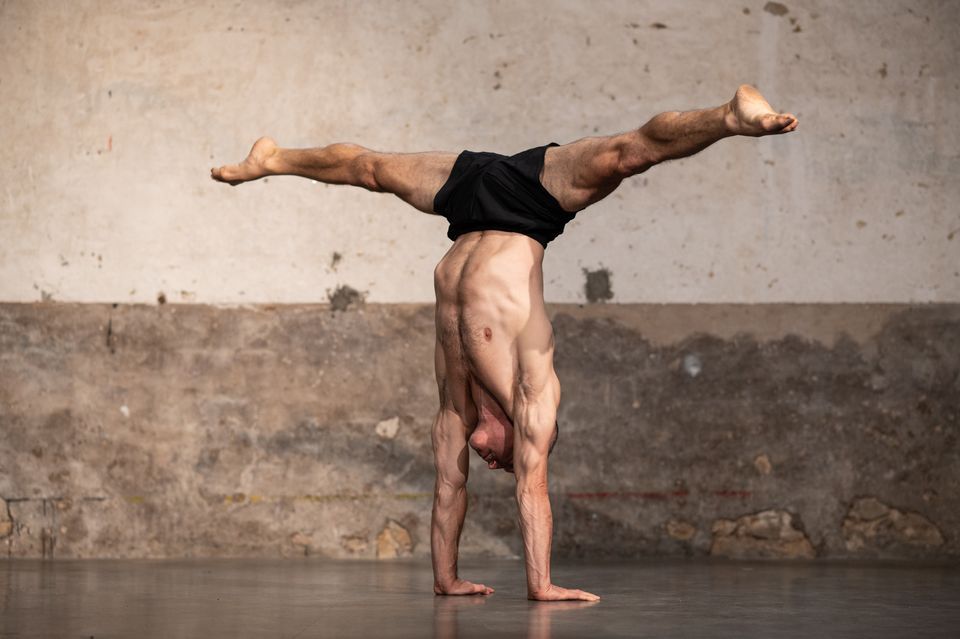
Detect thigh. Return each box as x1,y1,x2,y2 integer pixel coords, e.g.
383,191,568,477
540,134,632,212
373,151,459,214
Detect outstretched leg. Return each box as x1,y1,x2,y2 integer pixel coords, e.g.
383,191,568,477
211,137,457,214
540,84,798,212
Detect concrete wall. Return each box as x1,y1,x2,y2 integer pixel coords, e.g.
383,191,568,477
1,0,958,560
0,0,957,304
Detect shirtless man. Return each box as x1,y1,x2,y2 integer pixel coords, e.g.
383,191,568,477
211,85,798,601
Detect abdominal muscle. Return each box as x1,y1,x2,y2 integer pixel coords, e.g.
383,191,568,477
434,230,555,417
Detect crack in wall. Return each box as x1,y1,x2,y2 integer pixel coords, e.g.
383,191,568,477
2,497,108,558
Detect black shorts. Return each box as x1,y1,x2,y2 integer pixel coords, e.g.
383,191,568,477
432,143,579,248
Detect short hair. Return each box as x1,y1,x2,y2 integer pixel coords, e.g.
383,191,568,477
548,421,559,454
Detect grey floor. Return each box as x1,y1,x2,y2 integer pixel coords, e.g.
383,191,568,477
1,559,958,638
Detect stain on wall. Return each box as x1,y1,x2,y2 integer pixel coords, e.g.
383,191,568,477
1,302,957,560
327,285,365,312
583,268,614,303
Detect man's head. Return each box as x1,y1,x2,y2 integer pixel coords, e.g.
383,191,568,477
468,419,559,474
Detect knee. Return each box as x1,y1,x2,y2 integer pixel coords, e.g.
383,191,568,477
350,152,383,191
617,132,660,176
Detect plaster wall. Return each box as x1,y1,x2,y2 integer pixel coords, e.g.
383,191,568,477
1,0,957,305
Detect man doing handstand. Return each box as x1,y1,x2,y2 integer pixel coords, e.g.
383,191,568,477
211,85,798,601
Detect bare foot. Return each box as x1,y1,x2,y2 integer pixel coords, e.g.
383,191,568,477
725,85,798,137
210,136,279,185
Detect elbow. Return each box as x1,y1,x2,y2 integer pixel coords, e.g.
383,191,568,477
434,478,466,503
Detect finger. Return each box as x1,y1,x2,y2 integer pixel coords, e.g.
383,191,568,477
576,590,600,601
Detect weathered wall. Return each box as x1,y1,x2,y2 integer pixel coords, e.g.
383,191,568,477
1,0,958,304
2,302,957,560
2,1,958,562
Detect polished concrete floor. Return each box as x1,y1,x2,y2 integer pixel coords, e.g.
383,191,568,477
1,558,958,638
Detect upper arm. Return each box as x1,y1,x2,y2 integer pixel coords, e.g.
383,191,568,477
513,405,557,489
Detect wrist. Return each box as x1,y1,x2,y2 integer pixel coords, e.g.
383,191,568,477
527,583,553,598
434,574,458,589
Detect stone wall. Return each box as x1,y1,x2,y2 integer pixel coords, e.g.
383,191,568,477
2,302,957,560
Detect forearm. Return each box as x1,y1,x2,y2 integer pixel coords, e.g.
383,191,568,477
516,479,553,596
431,482,468,589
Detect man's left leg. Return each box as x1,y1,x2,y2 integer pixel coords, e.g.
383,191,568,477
211,137,457,214
540,84,798,213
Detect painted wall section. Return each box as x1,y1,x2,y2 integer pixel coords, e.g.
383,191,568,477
1,0,958,304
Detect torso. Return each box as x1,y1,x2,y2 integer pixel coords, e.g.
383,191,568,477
433,230,558,420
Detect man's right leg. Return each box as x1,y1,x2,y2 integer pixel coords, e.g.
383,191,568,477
211,137,457,214
540,84,798,212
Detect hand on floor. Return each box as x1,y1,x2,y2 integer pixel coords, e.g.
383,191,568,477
528,584,600,602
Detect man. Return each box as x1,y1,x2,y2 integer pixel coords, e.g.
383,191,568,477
211,85,798,601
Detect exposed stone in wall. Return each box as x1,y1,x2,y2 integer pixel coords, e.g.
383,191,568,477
0,498,11,539
290,531,313,556
753,454,772,475
665,519,696,541
710,510,816,559
376,520,413,559
341,531,370,555
375,417,401,440
842,497,944,556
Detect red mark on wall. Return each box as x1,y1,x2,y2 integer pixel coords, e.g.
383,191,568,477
712,490,752,498
107,135,112,152
567,490,690,500
564,489,752,500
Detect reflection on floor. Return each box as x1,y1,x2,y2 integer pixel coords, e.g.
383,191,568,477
2,558,958,638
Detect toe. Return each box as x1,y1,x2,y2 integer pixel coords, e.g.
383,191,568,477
760,114,784,132
216,165,239,182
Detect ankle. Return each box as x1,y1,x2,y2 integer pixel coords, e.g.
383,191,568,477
263,155,280,175
721,101,739,136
